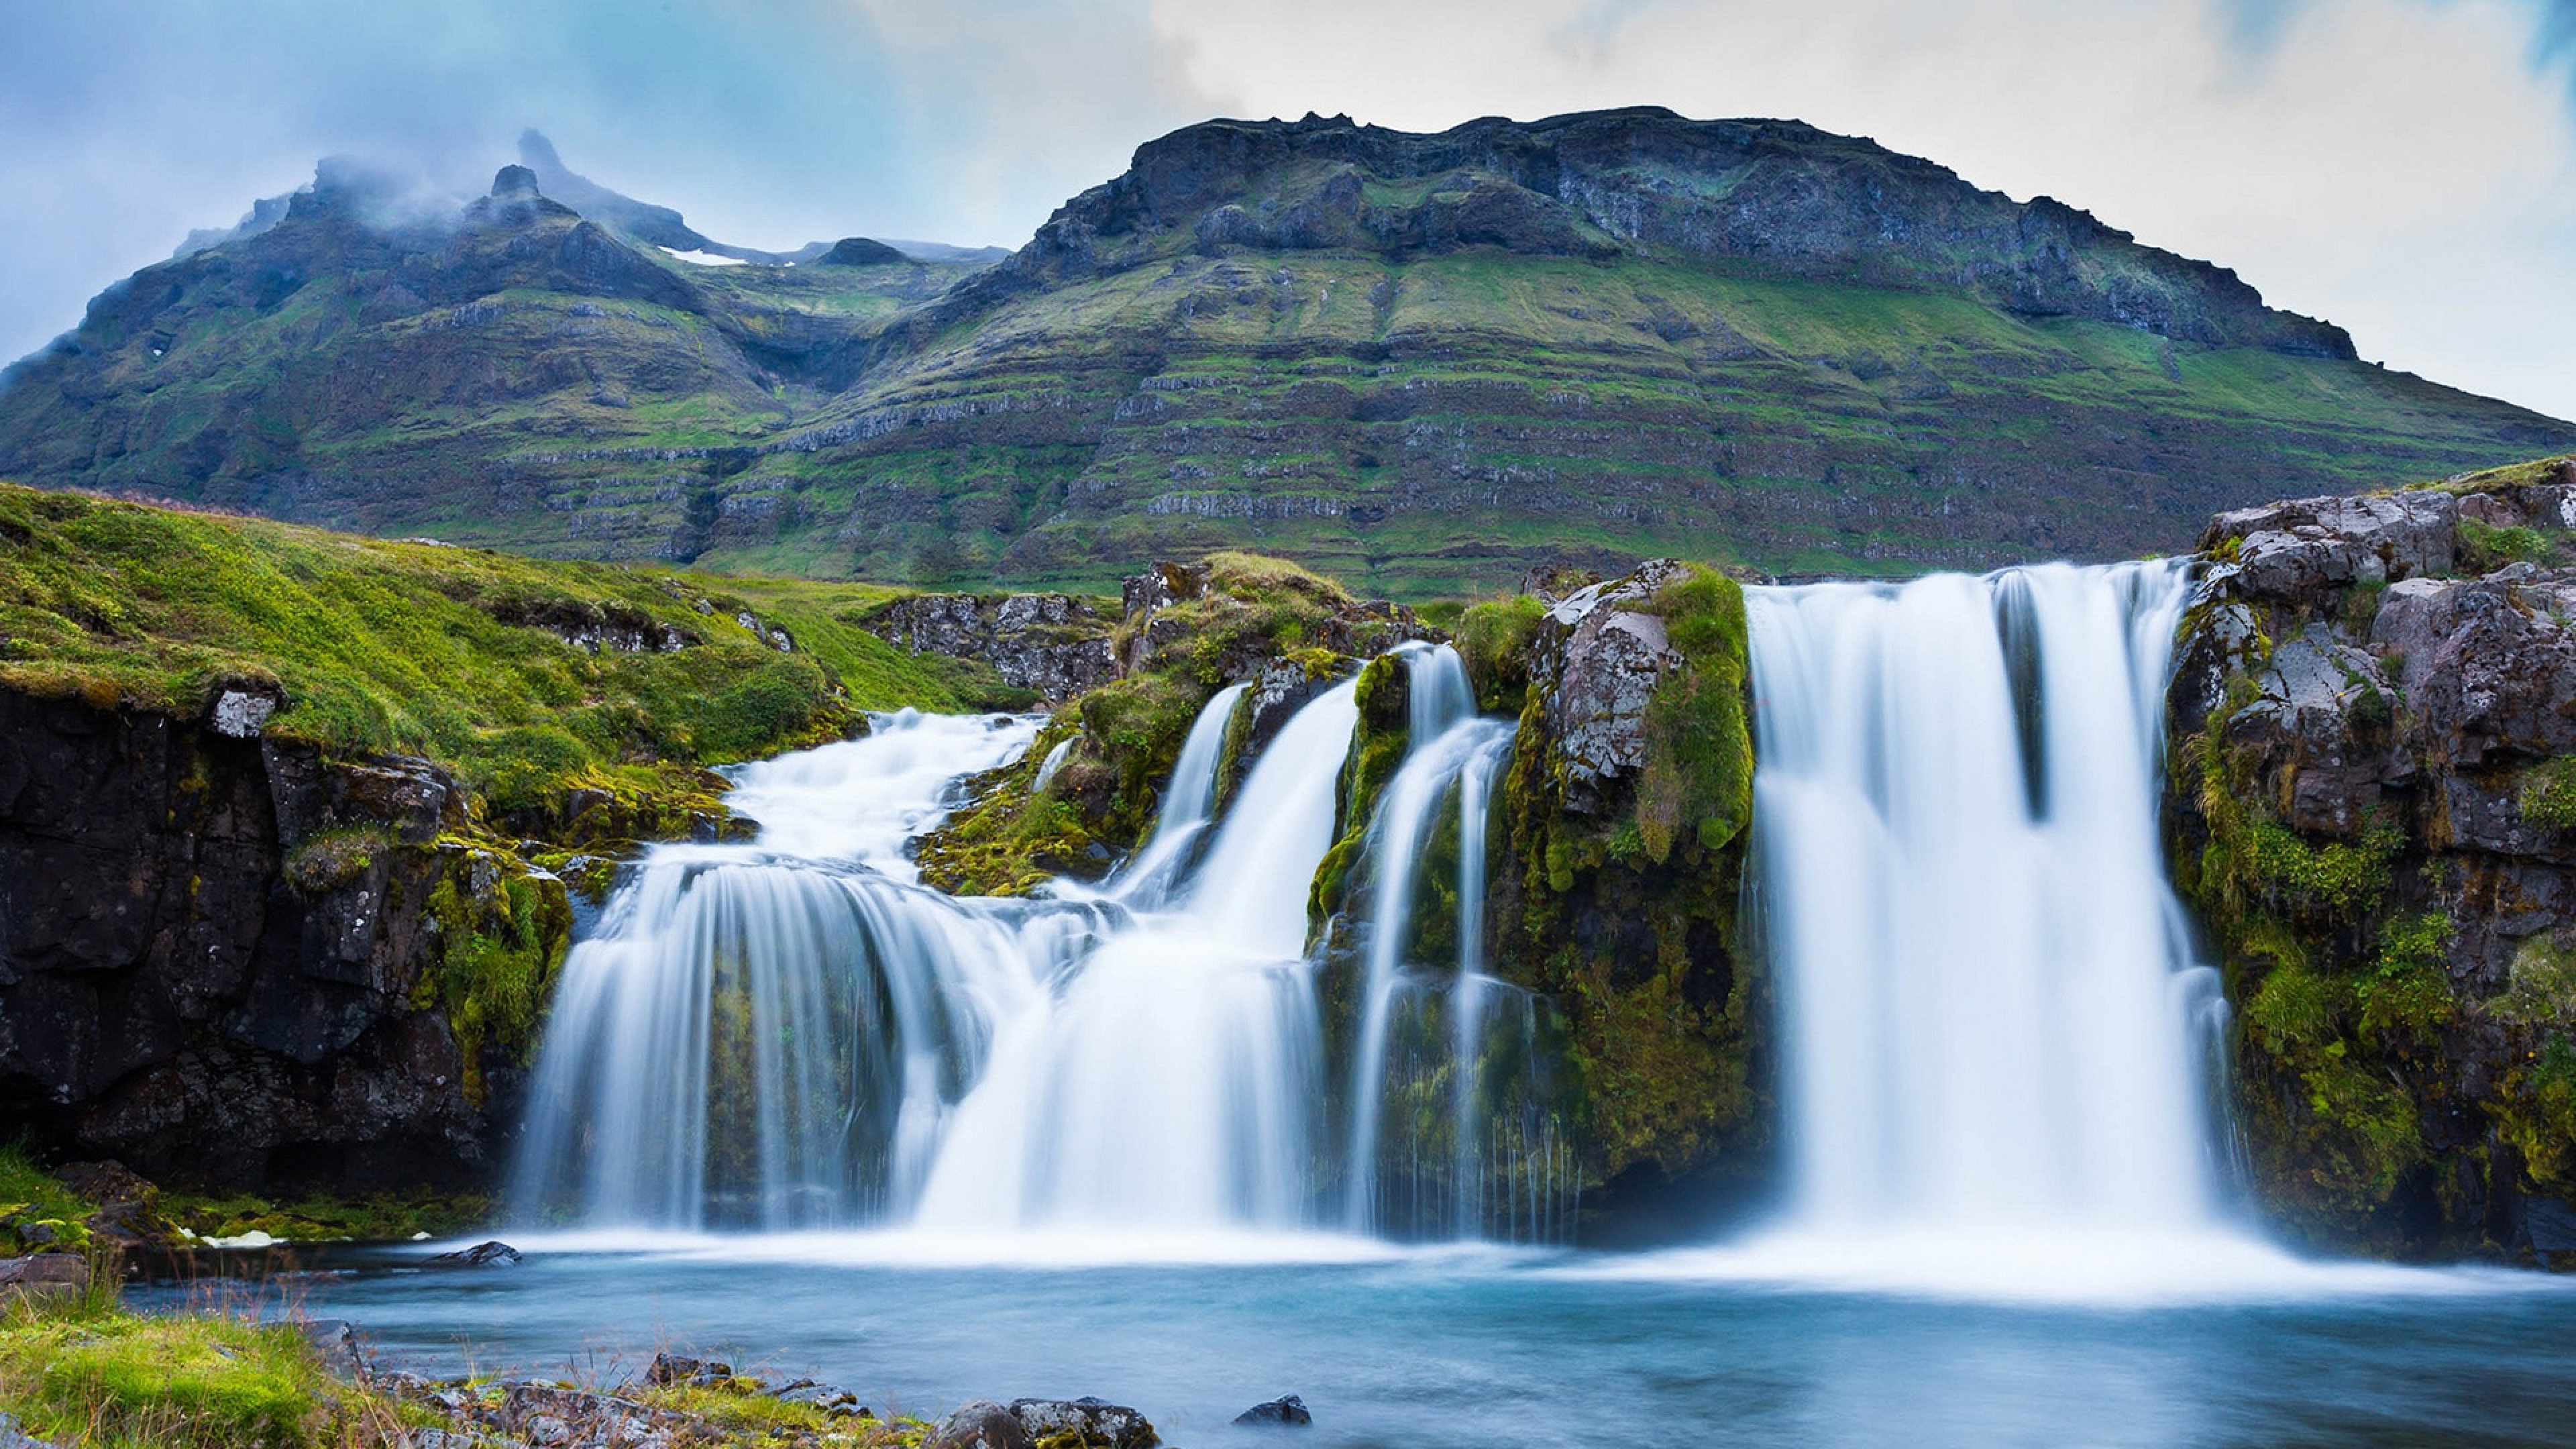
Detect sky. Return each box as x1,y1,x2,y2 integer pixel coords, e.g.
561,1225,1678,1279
1,0,2572,416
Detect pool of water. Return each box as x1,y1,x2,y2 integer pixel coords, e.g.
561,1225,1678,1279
140,1229,2576,1448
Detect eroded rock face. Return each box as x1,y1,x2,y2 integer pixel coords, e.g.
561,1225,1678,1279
2169,482,2576,1260
1532,558,1693,814
0,690,561,1194
865,592,1119,700
2201,492,2456,604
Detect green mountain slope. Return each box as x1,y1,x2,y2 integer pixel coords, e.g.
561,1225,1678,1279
3,109,2567,596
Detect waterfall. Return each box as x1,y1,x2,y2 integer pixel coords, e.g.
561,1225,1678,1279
1744,561,2225,1232
512,684,1366,1235
911,681,1356,1228
1342,645,1578,1242
1111,681,1248,910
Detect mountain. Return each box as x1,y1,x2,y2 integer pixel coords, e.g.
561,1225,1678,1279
3,108,2567,596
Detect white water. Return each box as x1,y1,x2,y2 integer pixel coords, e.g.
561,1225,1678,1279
1730,560,2245,1282
1109,680,1248,909
1342,645,1577,1242
515,684,1373,1236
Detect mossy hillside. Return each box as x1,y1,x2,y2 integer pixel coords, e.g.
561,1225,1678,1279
0,484,1013,839
915,552,1387,896
1491,566,1766,1202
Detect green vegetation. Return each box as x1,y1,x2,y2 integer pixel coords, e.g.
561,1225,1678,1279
0,1302,395,1449
2457,517,2555,574
918,553,1393,896
0,484,1009,830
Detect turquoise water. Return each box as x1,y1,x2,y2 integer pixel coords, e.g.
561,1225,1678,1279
150,1236,2576,1448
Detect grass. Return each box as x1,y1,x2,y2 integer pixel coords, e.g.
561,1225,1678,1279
0,484,1012,825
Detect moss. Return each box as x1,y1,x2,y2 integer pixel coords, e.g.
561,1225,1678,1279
1487,563,1766,1193
2457,516,2555,574
2355,912,2457,1045
419,856,573,1106
1635,569,1754,861
2496,1035,2576,1193
1307,653,1413,931
280,825,393,895
1452,594,1545,714
2520,757,2576,833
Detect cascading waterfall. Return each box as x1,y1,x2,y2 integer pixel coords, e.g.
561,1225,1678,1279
1108,680,1248,910
1342,645,1578,1242
1744,561,2233,1236
513,681,1379,1236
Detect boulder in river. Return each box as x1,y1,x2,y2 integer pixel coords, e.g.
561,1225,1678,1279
1233,1393,1313,1427
430,1239,521,1267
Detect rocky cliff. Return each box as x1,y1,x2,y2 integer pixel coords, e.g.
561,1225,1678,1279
2166,455,2576,1260
0,690,568,1196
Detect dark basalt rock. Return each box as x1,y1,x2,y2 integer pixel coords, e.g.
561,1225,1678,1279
928,1400,1034,1449
0,689,563,1197
430,1239,521,1267
1234,1394,1312,1427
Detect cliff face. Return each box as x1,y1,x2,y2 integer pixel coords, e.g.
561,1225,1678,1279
0,690,570,1196
2165,458,2576,1260
975,109,2351,356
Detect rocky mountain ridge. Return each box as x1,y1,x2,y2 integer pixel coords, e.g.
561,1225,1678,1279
2,112,2567,594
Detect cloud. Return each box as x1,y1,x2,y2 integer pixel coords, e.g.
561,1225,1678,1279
0,0,2570,421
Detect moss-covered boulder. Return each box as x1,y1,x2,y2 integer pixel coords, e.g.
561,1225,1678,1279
1487,559,1769,1228
2167,455,2576,1262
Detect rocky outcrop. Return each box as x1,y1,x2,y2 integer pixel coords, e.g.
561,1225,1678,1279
2167,465,2576,1261
0,690,570,1195
863,592,1119,701
1486,558,1770,1234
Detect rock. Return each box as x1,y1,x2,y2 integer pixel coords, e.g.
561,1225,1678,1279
1534,558,1693,813
1009,1396,1159,1449
928,1399,1034,1449
209,684,283,739
0,1253,87,1308
0,1412,58,1449
431,1239,522,1267
2201,492,2456,604
2528,1196,2576,1254
863,592,1118,700
646,1351,733,1387
1233,1394,1312,1427
504,1383,657,1443
770,1379,868,1414
298,1318,370,1381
